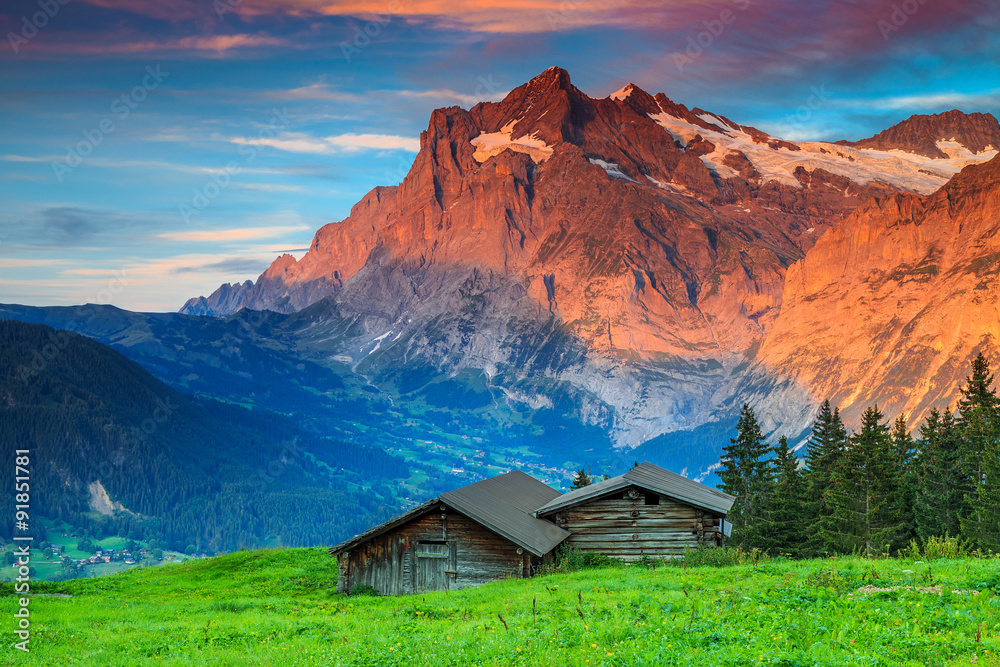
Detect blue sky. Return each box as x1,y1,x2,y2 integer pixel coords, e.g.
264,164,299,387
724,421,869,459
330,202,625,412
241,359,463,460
1,0,997,311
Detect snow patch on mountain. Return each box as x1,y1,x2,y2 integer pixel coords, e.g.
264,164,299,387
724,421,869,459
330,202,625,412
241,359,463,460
609,84,635,101
471,119,554,163
589,158,640,183
649,108,997,195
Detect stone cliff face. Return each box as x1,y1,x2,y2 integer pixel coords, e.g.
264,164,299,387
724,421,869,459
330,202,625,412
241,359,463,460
180,67,1000,446
741,154,1000,435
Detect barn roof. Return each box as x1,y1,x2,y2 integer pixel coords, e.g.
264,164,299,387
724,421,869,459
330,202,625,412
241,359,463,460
439,470,570,557
534,462,735,516
328,470,570,558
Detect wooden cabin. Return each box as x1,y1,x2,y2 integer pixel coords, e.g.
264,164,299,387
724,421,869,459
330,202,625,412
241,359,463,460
329,462,734,595
328,471,570,595
533,462,734,561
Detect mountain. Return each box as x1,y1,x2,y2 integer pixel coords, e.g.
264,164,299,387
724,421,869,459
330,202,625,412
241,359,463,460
0,319,407,551
737,153,1000,433
180,67,998,448
180,280,254,317
839,109,1000,159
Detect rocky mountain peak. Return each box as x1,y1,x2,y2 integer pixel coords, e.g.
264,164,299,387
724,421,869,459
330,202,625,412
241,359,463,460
180,280,254,317
469,66,590,146
840,109,1000,159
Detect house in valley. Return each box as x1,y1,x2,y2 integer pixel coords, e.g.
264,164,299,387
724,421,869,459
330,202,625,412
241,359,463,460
329,462,734,595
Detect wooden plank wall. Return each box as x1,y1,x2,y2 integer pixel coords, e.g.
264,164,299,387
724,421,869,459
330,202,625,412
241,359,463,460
559,486,723,561
336,506,529,595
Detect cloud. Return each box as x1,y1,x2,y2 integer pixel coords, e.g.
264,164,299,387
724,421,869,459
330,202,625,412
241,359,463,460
41,207,102,244
0,154,299,178
12,31,289,55
232,131,420,154
325,133,421,151
0,154,50,163
398,88,509,106
846,90,1000,112
1,206,180,249
173,34,287,51
234,183,308,192
173,257,273,274
157,225,310,242
278,84,369,103
0,259,74,269
74,0,691,34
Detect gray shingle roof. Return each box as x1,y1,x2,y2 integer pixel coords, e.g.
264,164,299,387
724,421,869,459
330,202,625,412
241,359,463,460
440,470,570,556
535,461,734,516
328,470,570,558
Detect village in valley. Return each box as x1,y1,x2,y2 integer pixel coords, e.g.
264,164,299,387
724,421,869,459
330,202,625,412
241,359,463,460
1,518,208,582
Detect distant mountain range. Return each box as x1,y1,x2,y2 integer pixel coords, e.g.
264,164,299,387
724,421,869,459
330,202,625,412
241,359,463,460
180,66,1000,446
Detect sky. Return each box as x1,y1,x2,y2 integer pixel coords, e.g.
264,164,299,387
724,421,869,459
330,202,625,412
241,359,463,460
1,0,998,312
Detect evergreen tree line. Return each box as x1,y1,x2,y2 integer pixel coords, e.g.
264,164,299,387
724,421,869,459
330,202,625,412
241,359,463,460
719,353,1000,557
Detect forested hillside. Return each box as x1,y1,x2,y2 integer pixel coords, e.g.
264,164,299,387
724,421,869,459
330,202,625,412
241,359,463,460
0,320,407,552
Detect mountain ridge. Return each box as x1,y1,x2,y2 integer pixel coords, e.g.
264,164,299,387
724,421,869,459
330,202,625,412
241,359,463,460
838,109,1000,159
176,67,1000,447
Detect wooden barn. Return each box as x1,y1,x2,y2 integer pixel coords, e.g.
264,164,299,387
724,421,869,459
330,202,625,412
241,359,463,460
533,462,734,561
329,462,734,595
328,470,571,595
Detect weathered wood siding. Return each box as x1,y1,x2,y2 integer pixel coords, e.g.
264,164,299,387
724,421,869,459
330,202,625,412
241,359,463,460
554,486,724,561
336,505,530,596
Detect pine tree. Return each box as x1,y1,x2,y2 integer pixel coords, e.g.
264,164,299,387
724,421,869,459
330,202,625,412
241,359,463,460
802,400,848,555
913,408,968,540
890,414,917,549
957,353,1000,544
969,434,1000,550
717,404,773,549
570,468,592,489
767,436,806,556
828,405,902,557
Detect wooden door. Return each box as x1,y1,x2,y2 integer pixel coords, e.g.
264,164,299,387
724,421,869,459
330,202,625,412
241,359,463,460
415,542,451,591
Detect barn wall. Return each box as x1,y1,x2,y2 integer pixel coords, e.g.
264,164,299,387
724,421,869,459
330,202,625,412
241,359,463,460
336,506,529,596
554,486,724,561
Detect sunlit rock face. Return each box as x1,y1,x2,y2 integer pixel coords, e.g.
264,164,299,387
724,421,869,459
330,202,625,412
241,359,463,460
740,154,1000,436
181,68,1000,447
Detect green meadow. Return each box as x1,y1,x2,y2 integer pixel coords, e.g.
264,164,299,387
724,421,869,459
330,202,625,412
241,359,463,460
2,548,999,666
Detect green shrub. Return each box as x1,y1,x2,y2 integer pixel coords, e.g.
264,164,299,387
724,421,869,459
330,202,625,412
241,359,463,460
804,566,851,593
904,535,973,560
547,544,621,572
676,545,769,568
349,583,378,597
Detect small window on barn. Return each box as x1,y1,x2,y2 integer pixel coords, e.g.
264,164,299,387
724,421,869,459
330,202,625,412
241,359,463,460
415,541,450,558
644,493,660,505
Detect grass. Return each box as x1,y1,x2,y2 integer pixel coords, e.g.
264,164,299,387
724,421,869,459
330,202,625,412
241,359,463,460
1,548,998,666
